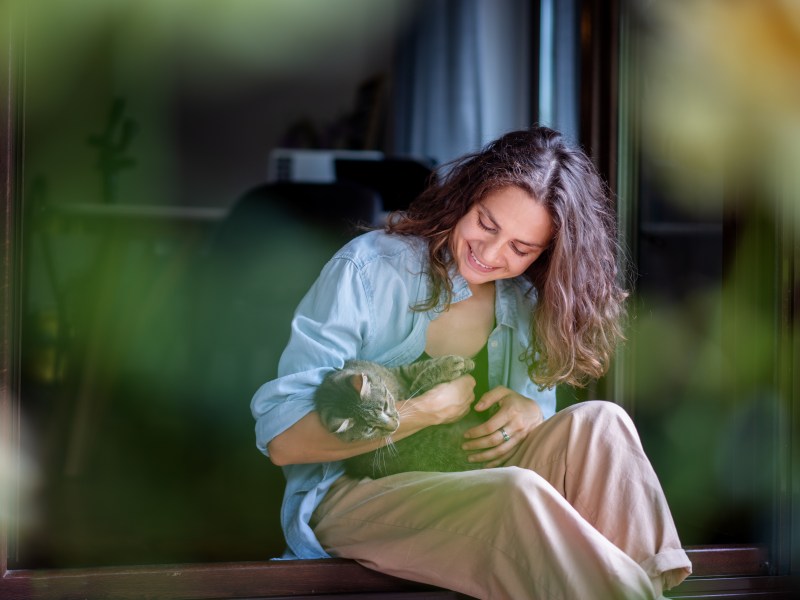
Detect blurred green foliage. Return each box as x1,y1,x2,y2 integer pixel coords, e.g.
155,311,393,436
630,0,799,550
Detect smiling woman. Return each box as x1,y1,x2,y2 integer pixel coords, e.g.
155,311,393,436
253,126,692,599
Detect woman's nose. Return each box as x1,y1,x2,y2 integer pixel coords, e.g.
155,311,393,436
483,239,505,264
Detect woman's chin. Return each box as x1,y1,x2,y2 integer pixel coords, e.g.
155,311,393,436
459,268,496,287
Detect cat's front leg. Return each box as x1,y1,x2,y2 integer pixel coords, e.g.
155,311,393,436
408,355,475,393
434,354,476,379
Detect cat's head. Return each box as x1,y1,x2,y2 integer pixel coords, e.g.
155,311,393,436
315,369,400,442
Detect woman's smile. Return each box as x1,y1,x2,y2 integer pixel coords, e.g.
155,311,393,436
467,244,498,272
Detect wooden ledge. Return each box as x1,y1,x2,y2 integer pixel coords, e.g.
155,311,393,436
0,545,792,599
684,544,771,577
2,559,458,600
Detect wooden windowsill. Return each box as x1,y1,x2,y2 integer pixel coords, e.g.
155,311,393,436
684,544,770,577
1,544,793,600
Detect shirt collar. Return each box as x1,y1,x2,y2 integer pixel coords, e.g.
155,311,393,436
496,278,530,329
450,269,473,303
445,260,534,330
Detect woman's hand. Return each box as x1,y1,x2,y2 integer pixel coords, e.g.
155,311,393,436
461,386,543,468
399,374,476,428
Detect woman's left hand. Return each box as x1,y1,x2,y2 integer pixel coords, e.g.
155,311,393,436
461,386,543,468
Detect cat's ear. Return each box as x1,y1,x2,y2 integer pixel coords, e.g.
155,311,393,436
333,418,354,434
350,373,370,397
359,373,371,398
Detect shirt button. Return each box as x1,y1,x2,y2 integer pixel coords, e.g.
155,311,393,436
490,340,498,349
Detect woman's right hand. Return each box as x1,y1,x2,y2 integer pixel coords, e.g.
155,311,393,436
400,374,476,427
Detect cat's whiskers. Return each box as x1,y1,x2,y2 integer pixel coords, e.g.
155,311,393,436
406,385,426,399
373,445,386,478
383,435,399,457
397,403,421,420
369,436,398,477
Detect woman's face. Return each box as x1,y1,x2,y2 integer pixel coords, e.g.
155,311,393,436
450,185,554,287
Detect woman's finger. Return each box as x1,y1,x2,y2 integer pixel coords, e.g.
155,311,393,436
462,411,507,444
465,435,517,465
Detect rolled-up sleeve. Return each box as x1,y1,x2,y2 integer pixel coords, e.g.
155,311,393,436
250,255,371,456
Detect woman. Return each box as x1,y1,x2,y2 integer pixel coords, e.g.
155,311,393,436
251,127,692,599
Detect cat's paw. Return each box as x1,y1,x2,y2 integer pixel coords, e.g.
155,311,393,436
408,355,478,393
442,355,475,379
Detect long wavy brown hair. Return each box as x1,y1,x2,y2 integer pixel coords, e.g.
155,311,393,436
386,126,629,389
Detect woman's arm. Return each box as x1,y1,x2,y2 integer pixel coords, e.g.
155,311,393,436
268,375,476,466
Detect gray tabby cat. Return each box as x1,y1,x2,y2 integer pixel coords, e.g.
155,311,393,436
314,355,486,479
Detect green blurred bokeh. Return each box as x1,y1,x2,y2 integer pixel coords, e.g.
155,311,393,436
628,0,799,551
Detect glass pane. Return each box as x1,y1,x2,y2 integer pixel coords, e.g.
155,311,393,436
13,0,420,568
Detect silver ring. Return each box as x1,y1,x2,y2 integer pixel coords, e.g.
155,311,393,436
500,427,511,442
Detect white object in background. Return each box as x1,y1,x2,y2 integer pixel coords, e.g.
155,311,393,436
267,149,384,184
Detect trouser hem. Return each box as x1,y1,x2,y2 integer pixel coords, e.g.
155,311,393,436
640,548,693,590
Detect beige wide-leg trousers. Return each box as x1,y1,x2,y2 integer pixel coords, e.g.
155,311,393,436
311,401,692,600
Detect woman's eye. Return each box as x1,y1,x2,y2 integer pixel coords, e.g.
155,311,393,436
510,243,530,257
477,215,496,232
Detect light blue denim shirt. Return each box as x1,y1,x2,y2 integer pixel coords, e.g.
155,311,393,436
250,230,556,559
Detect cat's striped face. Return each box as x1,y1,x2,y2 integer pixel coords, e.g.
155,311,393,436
327,372,400,442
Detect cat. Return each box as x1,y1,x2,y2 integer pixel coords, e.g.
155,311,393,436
314,354,487,479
